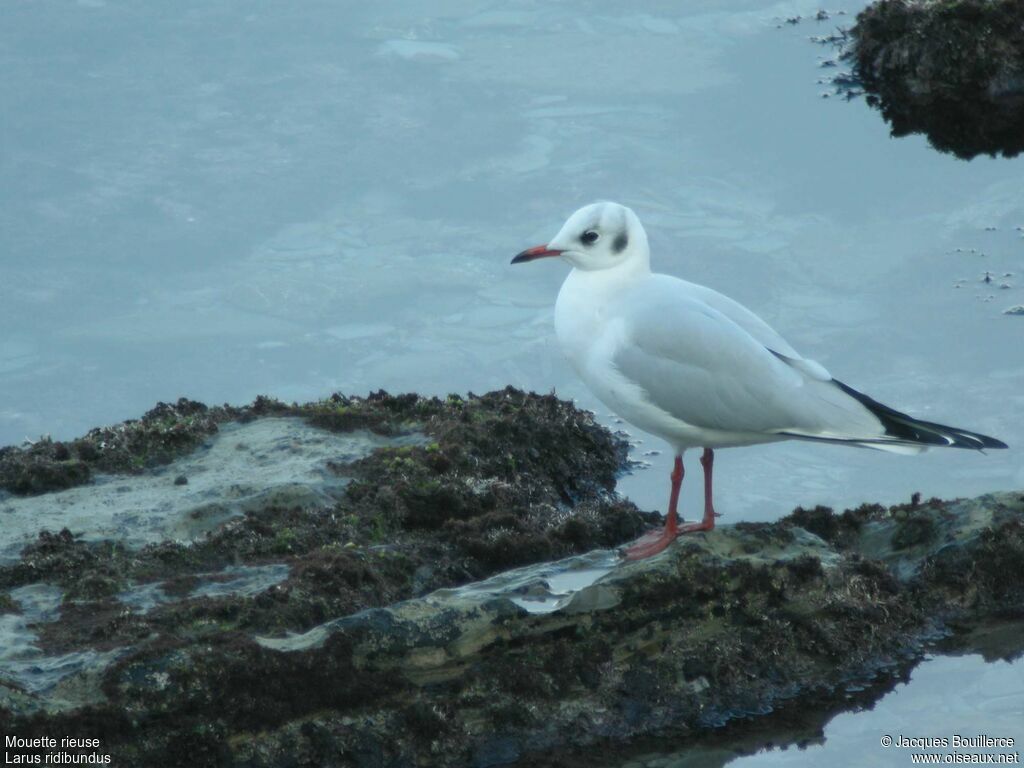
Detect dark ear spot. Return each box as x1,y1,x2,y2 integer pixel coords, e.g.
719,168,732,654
612,232,628,254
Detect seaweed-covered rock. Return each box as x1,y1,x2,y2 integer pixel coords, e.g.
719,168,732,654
850,0,1024,158
1,394,1022,767
4,491,1024,766
0,390,655,648
0,398,231,495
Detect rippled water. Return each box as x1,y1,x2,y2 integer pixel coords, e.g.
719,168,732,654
2,0,1021,762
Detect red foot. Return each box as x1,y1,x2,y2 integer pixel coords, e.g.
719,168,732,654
623,450,718,560
621,517,715,560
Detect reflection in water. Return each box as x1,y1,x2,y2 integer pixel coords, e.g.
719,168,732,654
848,1,1024,160
729,649,1024,768
523,623,1024,768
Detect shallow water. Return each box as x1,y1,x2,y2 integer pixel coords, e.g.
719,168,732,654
0,582,124,696
0,564,291,694
0,417,422,562
436,548,621,614
2,0,1022,761
117,562,291,614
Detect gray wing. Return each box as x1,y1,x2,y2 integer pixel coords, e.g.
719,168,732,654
609,277,883,438
677,278,831,381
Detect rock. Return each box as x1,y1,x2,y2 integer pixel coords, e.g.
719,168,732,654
849,0,1024,158
0,398,228,495
0,394,1021,766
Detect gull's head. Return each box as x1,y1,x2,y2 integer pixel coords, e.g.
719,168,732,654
512,201,649,272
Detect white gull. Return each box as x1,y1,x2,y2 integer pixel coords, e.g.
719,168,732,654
512,201,1007,559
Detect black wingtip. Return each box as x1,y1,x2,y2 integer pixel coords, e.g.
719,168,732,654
832,379,1008,451
980,435,1010,450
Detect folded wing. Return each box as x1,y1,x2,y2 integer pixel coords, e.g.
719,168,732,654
608,276,995,451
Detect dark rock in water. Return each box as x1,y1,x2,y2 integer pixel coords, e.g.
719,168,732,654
850,0,1024,158
0,449,91,495
0,398,227,495
0,393,1022,767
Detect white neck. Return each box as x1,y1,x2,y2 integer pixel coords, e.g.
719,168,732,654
554,254,650,368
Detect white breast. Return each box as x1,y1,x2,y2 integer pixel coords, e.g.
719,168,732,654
554,270,599,372
555,268,703,447
553,266,800,451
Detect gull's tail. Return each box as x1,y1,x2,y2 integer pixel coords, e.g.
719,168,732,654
776,379,1008,453
830,379,1008,451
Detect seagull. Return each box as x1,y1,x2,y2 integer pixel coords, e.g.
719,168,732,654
512,201,1007,560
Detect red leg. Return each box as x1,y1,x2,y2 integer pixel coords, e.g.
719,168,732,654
664,447,715,534
623,454,684,560
698,448,719,524
623,449,719,561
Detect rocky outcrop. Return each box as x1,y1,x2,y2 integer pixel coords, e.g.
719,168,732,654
850,0,1024,158
1,393,1022,767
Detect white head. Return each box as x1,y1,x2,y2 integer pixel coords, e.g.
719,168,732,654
512,201,650,272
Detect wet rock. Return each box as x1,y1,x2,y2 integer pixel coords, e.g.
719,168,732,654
891,513,937,550
1,394,1021,767
102,492,1022,767
0,592,17,614
849,0,1024,158
0,398,229,495
0,389,653,696
0,449,91,495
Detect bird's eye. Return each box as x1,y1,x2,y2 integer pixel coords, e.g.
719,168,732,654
580,230,600,245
